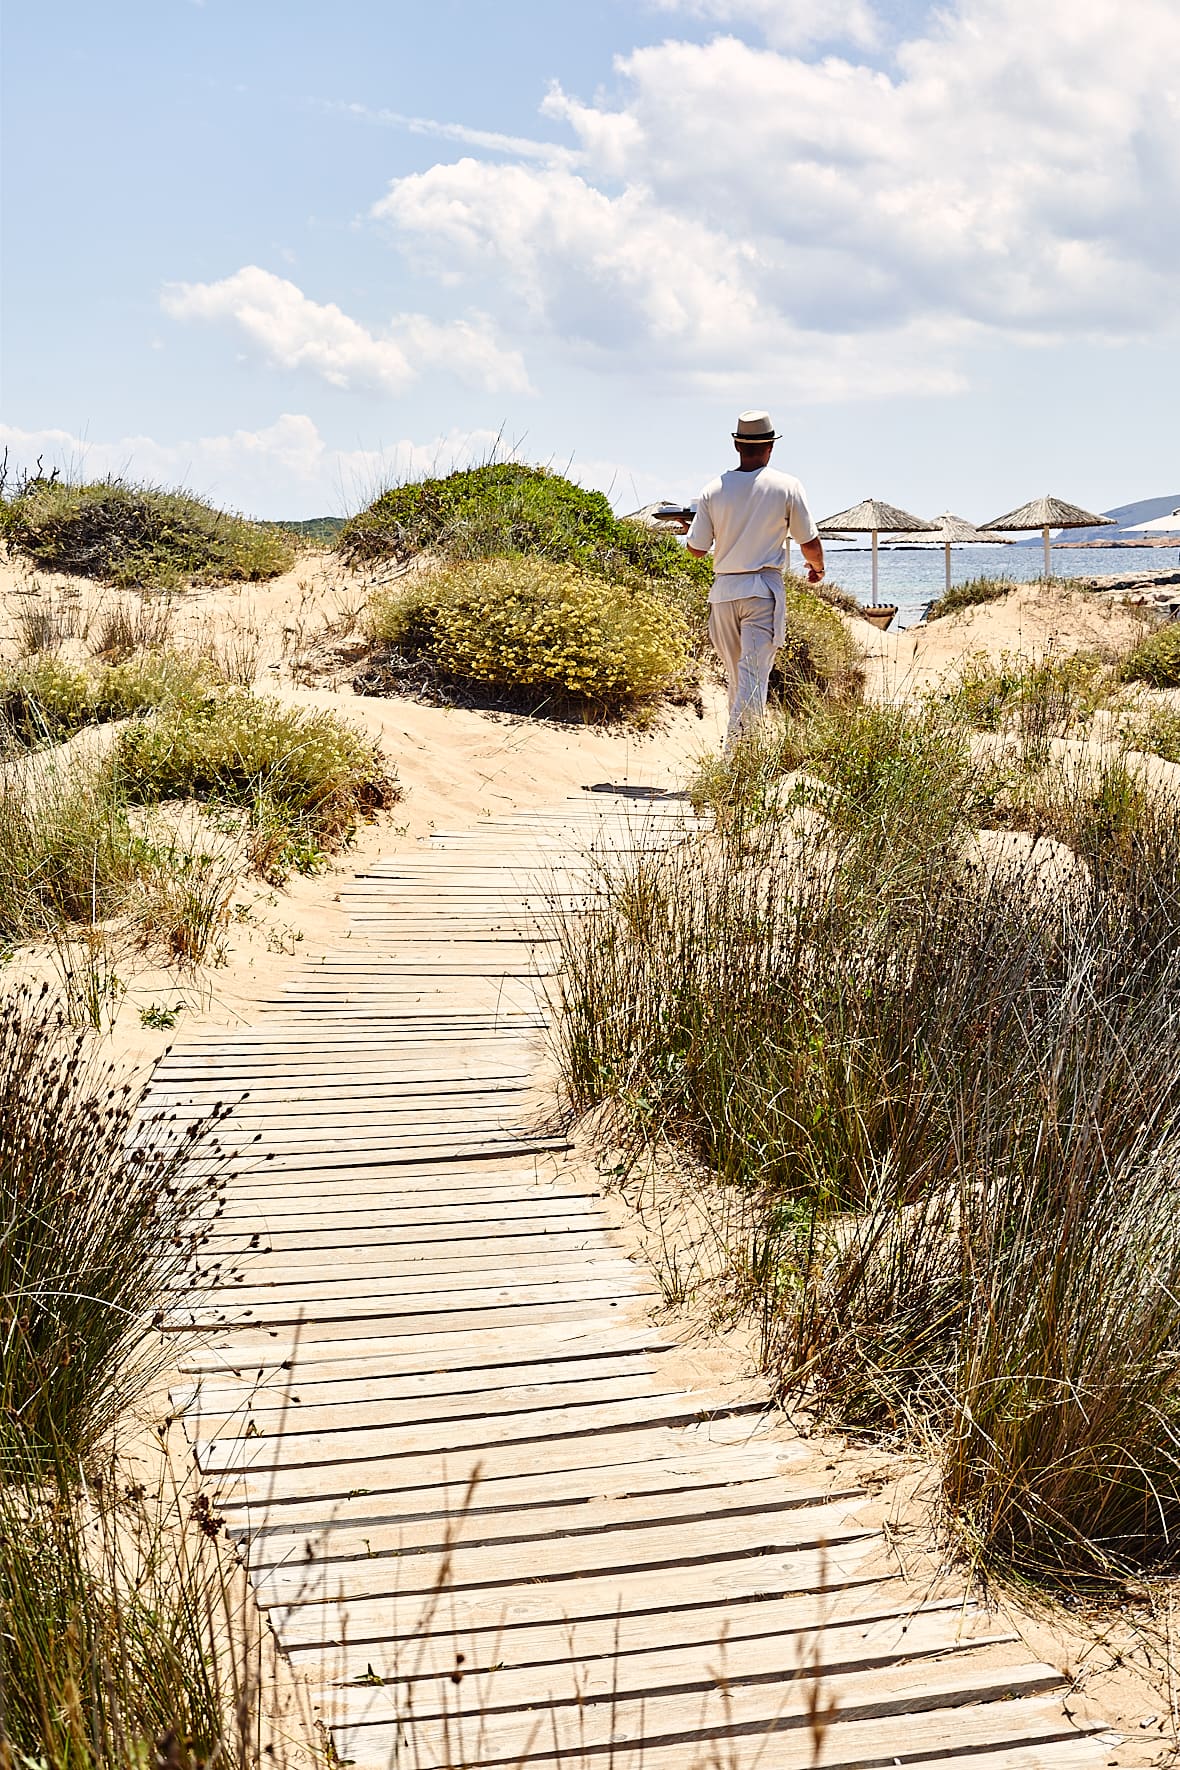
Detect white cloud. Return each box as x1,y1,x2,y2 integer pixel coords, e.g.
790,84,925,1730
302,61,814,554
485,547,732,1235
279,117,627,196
370,0,1180,399
325,100,577,165
0,417,678,526
0,416,513,520
650,0,880,51
162,266,532,396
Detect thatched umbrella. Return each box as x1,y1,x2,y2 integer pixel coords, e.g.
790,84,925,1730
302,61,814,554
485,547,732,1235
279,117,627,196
884,511,1011,594
981,494,1114,579
817,498,939,606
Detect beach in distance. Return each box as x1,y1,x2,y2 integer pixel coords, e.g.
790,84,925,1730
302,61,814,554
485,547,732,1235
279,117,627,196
826,543,1179,625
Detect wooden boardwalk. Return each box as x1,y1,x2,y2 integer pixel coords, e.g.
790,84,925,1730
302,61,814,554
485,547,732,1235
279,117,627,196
154,793,1111,1769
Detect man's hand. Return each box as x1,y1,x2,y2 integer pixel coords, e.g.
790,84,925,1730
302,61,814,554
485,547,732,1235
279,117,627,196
800,536,825,585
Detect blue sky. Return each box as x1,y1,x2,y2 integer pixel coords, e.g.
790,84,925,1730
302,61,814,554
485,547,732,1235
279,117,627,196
3,0,1177,520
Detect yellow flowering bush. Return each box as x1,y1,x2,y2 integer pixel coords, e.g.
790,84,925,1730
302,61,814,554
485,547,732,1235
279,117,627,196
367,558,691,716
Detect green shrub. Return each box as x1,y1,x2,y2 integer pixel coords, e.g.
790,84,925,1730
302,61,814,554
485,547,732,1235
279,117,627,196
1119,621,1180,688
113,693,399,876
0,650,216,747
773,576,864,703
925,575,1017,621
1119,700,1180,763
338,461,710,598
366,556,692,718
1,475,294,588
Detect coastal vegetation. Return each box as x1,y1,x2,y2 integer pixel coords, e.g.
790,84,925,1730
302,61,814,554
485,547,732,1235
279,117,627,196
0,472,294,588
1119,620,1180,688
348,464,862,720
0,987,264,1765
556,680,1180,1584
364,555,694,718
0,645,398,992
337,460,709,596
924,574,1016,621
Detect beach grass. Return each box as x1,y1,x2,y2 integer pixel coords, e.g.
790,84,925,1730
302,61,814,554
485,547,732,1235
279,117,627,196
0,986,233,1462
924,575,1017,621
555,697,1180,1582
113,691,399,877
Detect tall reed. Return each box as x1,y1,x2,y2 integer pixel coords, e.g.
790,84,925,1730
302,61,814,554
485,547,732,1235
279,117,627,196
0,986,234,1461
555,705,1180,1579
0,1436,252,1770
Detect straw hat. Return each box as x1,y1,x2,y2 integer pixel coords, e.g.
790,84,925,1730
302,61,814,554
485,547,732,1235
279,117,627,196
732,410,780,444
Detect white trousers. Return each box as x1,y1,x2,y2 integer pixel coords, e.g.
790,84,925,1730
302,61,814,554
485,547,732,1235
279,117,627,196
709,594,776,746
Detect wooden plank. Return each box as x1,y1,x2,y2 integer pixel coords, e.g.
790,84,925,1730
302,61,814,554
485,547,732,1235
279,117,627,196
176,1314,668,1376
200,1205,608,1244
182,1344,668,1414
264,1534,881,1639
202,1414,799,1507
280,1579,930,1675
181,1235,617,1281
248,1500,868,1612
330,1677,1082,1770
237,1479,865,1571
174,1273,649,1335
175,1248,631,1296
306,1610,1022,1732
168,1287,645,1345
197,1395,767,1476
214,1445,811,1537
182,1263,647,1315
186,1368,673,1437
209,1195,610,1229
198,1138,573,1179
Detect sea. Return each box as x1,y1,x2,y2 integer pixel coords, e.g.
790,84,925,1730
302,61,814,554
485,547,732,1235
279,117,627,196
818,545,1180,630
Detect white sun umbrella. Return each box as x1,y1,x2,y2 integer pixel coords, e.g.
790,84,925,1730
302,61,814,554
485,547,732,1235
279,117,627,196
981,494,1114,579
1122,506,1180,535
883,511,1012,593
818,499,939,606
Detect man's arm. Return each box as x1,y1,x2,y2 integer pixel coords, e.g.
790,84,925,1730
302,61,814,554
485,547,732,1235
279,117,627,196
800,535,825,585
682,497,713,558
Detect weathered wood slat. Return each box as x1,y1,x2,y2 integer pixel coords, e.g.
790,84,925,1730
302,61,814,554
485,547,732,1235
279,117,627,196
332,1679,1088,1770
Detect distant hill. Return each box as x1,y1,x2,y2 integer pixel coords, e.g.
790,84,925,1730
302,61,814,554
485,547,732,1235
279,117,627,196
1014,493,1180,544
259,515,346,544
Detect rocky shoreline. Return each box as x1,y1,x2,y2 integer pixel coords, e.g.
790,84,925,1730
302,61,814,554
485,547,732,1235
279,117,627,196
1080,564,1180,616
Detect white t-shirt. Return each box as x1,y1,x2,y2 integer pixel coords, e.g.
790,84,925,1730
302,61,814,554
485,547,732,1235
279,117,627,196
686,466,818,595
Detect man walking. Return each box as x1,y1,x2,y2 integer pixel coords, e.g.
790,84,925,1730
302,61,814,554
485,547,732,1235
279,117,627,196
684,410,825,746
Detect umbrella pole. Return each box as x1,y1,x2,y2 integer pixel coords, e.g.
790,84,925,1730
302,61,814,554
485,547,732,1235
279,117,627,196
1043,525,1051,580
871,530,879,605
945,539,952,594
